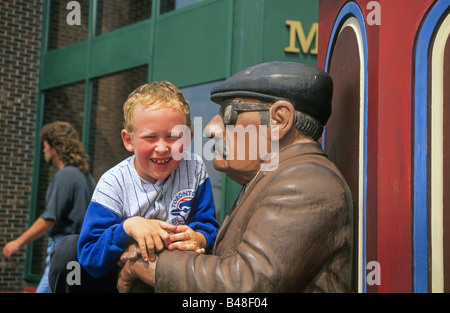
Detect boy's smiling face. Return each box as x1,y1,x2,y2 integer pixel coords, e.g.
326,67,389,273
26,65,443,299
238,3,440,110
121,104,191,184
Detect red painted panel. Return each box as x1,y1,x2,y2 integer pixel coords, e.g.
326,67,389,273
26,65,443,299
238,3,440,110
319,0,436,292
375,0,433,293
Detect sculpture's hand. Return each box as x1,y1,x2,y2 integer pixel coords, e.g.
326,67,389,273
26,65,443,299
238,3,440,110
117,259,135,293
117,256,157,293
117,242,141,267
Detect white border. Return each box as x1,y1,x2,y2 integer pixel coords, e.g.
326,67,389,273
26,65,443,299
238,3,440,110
430,12,450,293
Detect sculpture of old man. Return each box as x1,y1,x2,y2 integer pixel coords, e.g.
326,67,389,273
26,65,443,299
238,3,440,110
118,61,355,293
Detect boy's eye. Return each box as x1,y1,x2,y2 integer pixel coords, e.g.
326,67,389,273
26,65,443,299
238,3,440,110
143,135,181,142
170,132,183,139
168,135,182,142
143,136,159,142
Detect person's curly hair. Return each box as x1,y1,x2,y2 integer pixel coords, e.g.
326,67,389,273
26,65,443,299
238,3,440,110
39,121,90,175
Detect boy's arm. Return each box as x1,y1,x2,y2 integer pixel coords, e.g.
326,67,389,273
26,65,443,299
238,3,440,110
195,232,207,251
77,201,133,278
186,177,220,250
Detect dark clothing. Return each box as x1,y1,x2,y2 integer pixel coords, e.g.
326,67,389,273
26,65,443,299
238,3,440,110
40,165,95,237
155,142,354,292
49,235,119,293
49,235,152,292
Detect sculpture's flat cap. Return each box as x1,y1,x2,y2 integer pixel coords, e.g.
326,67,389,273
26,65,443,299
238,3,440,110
210,61,333,125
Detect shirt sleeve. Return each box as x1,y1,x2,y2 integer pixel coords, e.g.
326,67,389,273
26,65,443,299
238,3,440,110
187,177,220,250
77,201,132,278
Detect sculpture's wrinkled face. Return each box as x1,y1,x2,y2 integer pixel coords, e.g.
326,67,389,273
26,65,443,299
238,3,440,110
205,98,274,185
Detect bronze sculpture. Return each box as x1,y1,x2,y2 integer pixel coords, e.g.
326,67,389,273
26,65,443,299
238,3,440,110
117,61,354,292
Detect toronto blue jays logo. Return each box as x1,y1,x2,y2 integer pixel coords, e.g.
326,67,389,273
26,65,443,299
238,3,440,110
170,189,195,225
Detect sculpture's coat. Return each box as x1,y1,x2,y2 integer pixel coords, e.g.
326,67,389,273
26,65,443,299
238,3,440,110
155,142,354,292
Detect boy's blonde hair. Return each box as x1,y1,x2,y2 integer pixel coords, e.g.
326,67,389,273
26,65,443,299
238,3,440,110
123,81,191,134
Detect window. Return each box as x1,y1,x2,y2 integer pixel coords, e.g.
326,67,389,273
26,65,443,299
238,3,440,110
95,0,152,36
48,0,89,50
160,0,204,14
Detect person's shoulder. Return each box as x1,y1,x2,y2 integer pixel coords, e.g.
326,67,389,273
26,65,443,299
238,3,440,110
181,152,208,174
172,152,202,171
92,158,134,203
182,151,202,161
51,166,88,189
56,165,83,179
270,151,349,199
93,157,136,194
100,156,133,178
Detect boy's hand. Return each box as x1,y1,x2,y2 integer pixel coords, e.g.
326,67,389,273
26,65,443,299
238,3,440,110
123,217,171,262
159,221,206,254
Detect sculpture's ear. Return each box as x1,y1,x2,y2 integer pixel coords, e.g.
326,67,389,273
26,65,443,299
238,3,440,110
270,100,296,140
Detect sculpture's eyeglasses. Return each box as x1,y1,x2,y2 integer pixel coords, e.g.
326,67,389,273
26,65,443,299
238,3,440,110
219,101,273,125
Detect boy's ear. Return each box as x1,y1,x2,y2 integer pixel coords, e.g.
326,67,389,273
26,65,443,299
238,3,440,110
121,129,134,152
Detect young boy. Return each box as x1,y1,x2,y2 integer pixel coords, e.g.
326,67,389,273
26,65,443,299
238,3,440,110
77,81,219,279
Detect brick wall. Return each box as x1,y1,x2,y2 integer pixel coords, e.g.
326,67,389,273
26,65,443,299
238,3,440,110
0,0,43,291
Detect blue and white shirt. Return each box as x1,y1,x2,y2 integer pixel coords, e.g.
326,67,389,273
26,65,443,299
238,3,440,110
78,152,219,278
